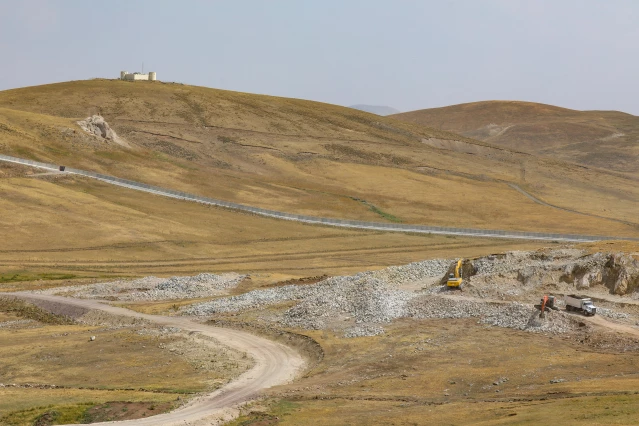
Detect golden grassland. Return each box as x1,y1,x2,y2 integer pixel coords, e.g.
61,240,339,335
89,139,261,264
0,81,637,239
230,318,639,425
0,169,547,289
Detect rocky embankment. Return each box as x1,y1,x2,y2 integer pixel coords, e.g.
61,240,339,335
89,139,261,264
470,249,639,295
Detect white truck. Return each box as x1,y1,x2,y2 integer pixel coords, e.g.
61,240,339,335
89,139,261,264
564,295,597,316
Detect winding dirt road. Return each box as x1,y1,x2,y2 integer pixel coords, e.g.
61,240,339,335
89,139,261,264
5,292,306,426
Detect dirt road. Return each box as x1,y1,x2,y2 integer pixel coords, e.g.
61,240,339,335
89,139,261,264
575,313,639,338
5,292,306,426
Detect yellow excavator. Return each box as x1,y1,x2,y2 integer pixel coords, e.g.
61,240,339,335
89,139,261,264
446,259,464,290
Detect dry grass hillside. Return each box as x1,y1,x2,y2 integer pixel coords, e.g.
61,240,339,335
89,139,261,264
0,80,638,240
0,162,543,286
392,100,639,175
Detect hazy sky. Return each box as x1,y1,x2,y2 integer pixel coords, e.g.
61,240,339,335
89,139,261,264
1,0,638,114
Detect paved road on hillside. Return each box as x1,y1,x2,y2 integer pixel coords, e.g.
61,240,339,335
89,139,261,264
1,153,636,243
5,292,305,426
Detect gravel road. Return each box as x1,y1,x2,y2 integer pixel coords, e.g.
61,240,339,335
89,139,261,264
4,292,305,426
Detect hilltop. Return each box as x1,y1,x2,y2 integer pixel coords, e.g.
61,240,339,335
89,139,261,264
349,104,401,116
392,100,639,174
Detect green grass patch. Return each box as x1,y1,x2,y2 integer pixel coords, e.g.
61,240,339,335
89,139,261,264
9,146,41,161
228,400,301,426
0,272,76,283
217,135,237,144
350,197,402,223
93,150,130,162
367,204,402,223
0,402,95,426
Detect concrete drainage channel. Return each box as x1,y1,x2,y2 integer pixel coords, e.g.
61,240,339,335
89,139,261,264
0,153,635,243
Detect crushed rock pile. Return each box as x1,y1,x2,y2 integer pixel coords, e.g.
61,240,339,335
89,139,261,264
597,307,631,320
184,258,580,337
184,259,450,320
37,273,246,301
407,296,575,334
0,319,37,329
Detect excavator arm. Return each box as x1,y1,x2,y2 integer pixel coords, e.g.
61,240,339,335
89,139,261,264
539,295,548,318
447,259,464,289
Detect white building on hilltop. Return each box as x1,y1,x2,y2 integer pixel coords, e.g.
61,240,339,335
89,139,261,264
120,71,157,81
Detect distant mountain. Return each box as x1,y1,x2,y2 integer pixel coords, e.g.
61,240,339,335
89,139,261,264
349,104,401,116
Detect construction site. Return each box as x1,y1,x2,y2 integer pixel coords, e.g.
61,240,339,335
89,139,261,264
1,5,639,420
2,241,639,424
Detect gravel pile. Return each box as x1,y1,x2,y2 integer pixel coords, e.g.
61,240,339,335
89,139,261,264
407,296,575,334
184,257,577,337
0,319,36,329
184,284,306,315
184,259,450,321
597,307,631,320
368,259,451,285
344,324,385,338
137,273,245,301
280,277,414,329
39,273,246,301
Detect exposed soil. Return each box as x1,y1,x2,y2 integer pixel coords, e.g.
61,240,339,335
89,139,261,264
84,401,175,423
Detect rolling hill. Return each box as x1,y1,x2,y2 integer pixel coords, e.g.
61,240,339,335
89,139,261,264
392,100,639,174
0,80,638,244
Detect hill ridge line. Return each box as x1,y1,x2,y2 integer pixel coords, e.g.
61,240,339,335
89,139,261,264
0,153,634,243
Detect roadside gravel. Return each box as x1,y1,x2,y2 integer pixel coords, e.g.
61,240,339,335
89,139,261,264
36,273,246,301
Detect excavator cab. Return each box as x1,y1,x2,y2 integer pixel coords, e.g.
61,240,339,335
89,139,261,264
446,259,464,290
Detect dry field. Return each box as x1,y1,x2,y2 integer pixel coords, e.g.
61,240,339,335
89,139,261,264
0,297,250,425
0,162,544,289
230,318,639,425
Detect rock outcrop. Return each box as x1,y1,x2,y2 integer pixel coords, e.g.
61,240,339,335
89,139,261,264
77,115,129,147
